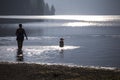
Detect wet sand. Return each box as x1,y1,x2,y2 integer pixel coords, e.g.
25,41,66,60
0,62,120,80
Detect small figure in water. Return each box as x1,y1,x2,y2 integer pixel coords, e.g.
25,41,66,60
59,38,64,48
16,24,28,51
59,38,64,53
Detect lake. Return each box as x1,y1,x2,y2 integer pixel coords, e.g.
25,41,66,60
0,15,120,69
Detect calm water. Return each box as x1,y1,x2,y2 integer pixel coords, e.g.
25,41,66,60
0,15,120,69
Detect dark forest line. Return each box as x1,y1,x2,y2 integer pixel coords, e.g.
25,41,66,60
0,0,55,15
0,0,55,36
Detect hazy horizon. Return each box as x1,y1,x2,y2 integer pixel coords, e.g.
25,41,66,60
0,0,120,15
45,0,120,15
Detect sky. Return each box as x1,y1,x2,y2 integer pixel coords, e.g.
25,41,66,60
44,0,120,15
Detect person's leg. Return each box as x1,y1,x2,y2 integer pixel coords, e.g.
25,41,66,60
17,40,20,50
20,40,23,50
17,40,22,50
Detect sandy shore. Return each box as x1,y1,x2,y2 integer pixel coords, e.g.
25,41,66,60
0,62,120,80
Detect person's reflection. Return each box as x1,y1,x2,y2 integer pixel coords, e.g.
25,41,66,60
16,50,24,61
59,49,64,58
59,38,64,58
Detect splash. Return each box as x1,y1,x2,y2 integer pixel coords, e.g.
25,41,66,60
24,46,80,55
1,45,80,55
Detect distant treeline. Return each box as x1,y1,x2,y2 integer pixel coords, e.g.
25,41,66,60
0,0,56,36
0,0,55,15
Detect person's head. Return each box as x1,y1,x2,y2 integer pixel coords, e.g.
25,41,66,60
60,38,64,41
19,24,22,28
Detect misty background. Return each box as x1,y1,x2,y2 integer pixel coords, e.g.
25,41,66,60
45,0,120,15
0,0,120,15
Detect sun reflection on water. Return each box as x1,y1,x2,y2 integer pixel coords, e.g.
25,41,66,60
3,45,80,55
1,15,120,27
0,15,119,21
62,22,95,27
24,46,80,55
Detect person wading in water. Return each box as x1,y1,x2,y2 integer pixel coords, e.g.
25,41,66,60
16,24,28,51
59,38,64,48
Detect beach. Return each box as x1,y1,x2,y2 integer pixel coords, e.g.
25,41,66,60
0,62,120,80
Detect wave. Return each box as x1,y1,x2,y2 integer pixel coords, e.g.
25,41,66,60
29,36,57,40
30,62,117,71
0,37,15,41
0,36,59,41
90,34,120,38
2,45,80,52
1,34,120,43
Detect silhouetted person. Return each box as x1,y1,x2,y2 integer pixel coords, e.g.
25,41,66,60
59,38,64,48
16,24,28,51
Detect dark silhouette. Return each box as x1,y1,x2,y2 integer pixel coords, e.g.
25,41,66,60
59,38,64,48
44,3,50,15
58,38,64,60
44,3,55,15
50,5,55,15
16,24,28,50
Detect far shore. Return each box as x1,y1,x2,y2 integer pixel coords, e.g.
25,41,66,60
0,62,120,80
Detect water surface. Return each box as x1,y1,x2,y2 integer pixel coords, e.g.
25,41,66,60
0,15,120,69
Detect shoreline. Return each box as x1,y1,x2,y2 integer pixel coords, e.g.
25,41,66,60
0,61,119,71
0,62,120,80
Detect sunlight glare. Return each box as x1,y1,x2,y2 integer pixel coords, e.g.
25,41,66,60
0,15,119,22
62,22,95,27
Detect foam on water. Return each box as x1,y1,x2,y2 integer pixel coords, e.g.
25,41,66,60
4,45,80,51
0,45,80,60
0,45,119,70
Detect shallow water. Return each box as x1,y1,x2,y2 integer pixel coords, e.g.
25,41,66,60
0,34,120,69
0,15,120,69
